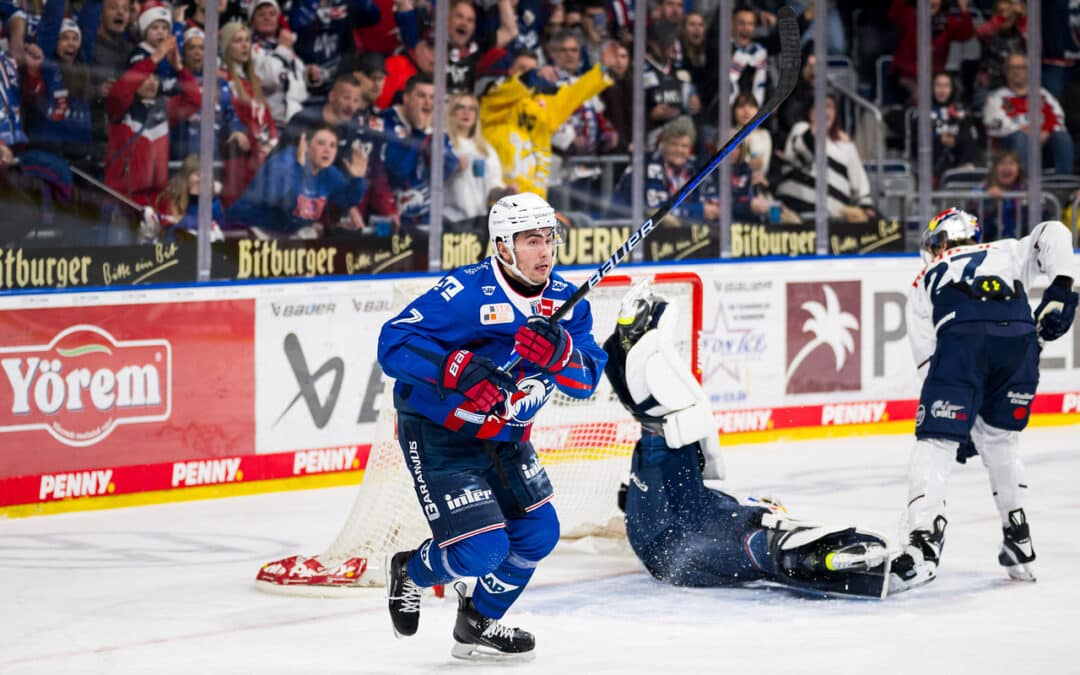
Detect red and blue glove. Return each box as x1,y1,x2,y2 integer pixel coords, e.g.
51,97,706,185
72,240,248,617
514,316,574,372
441,349,516,412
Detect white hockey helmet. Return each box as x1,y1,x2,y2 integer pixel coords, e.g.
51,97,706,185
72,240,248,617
920,207,981,262
488,192,561,282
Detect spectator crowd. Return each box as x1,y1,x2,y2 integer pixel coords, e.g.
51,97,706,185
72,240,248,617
0,0,1077,247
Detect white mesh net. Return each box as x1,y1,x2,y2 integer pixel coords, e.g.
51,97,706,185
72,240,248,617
289,272,700,588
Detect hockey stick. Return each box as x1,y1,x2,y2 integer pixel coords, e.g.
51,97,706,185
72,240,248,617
69,165,145,214
503,5,801,370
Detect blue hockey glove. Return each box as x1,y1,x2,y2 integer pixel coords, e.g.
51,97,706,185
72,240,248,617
1033,281,1078,342
515,316,573,372
441,350,516,413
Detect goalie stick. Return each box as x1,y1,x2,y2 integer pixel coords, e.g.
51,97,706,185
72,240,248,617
503,5,802,371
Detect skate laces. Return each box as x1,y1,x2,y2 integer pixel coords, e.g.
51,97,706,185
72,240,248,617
393,575,423,613
481,619,516,642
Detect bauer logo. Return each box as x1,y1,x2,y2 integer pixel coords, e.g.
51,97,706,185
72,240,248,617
0,325,171,447
785,282,861,395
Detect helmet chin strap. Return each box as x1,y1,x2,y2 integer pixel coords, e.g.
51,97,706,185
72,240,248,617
498,246,532,284
496,241,552,287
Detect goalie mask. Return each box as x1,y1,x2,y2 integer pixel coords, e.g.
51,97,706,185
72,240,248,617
920,207,981,263
605,280,725,480
488,192,562,284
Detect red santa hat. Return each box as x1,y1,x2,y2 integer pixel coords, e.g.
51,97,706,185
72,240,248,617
138,1,172,37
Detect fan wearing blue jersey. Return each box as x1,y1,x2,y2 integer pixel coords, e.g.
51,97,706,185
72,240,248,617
890,208,1078,592
377,192,606,661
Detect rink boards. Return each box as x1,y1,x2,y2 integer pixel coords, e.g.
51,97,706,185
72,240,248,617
2,256,1078,516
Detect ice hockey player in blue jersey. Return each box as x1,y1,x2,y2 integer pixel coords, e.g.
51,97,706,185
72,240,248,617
890,208,1078,593
603,281,894,598
377,192,607,661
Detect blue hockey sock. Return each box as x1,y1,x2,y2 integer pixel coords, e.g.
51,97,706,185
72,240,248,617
406,540,452,587
471,502,559,619
407,531,511,587
471,555,536,619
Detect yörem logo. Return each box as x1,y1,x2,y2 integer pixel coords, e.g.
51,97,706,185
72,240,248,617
0,325,171,446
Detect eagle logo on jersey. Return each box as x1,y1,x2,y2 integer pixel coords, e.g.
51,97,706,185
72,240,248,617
503,377,551,423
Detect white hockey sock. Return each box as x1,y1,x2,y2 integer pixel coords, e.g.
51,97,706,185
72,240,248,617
906,437,957,533
971,415,1025,527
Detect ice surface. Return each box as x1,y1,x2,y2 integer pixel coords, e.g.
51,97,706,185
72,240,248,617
2,426,1078,674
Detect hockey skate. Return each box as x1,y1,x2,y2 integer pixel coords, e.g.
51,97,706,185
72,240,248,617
450,582,536,661
760,514,893,599
254,555,370,594
998,509,1036,582
386,550,423,638
889,515,947,594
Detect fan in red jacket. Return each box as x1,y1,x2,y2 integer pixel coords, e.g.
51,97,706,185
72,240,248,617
104,34,201,207
888,0,974,104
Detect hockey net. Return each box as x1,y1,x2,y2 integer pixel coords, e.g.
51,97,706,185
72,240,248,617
255,271,702,594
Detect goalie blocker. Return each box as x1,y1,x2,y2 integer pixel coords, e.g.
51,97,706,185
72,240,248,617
606,281,896,598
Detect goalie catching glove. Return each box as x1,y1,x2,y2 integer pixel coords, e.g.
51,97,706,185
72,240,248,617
1033,276,1077,342
602,281,725,480
441,349,517,413
514,315,574,372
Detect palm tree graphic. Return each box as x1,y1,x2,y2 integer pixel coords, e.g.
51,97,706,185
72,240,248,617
785,284,859,384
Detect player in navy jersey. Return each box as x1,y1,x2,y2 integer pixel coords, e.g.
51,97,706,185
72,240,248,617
890,208,1077,592
377,192,606,661
604,282,894,598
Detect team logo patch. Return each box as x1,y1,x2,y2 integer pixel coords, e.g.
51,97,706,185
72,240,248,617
531,297,567,318
419,540,433,570
915,404,926,427
930,400,967,421
480,303,514,325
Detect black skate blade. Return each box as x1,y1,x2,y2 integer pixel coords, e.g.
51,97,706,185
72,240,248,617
451,641,537,662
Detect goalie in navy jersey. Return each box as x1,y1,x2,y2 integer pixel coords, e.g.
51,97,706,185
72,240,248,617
377,192,606,661
890,209,1078,592
603,282,894,598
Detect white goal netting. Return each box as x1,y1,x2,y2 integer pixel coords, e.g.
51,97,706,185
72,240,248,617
269,272,701,589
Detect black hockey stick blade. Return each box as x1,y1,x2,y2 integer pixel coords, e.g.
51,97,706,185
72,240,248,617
501,7,801,372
